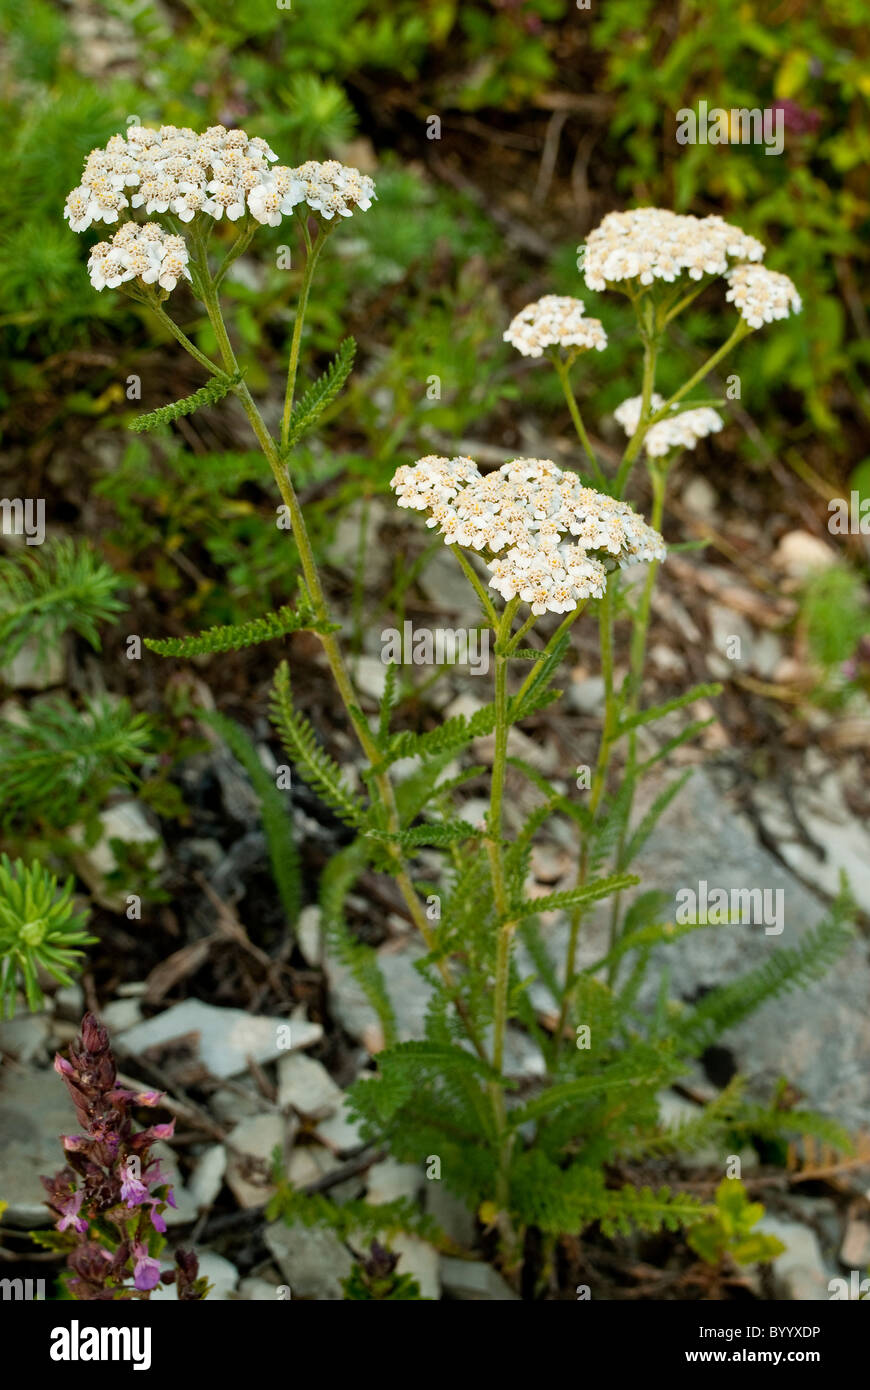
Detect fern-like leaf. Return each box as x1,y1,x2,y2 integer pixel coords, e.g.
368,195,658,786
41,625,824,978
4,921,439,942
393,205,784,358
282,338,356,451
270,661,368,829
129,372,240,432
145,601,337,659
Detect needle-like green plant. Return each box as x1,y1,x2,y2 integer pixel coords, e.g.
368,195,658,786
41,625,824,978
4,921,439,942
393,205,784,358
0,855,95,1017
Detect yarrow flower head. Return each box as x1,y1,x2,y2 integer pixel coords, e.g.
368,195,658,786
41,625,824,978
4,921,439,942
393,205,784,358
87,222,191,294
614,394,725,458
580,208,765,293
292,160,376,220
63,125,376,237
725,263,802,329
390,455,665,614
504,295,608,358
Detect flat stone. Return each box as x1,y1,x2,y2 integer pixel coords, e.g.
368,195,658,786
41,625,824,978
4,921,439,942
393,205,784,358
425,1183,476,1248
225,1114,285,1209
99,999,143,1033
0,1013,52,1065
756,1215,831,1301
71,801,165,912
2,635,65,690
315,1095,365,1153
277,1052,342,1117
296,904,322,967
119,999,322,1080
365,1159,421,1205
236,1276,285,1301
152,1251,238,1301
840,1217,870,1270
187,1143,227,1211
264,1221,353,1300
440,1256,519,1300
391,1234,440,1299
773,530,836,580
0,1063,77,1225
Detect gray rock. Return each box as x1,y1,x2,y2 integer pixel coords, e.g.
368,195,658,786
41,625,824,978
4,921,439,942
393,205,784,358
236,1276,285,1301
188,1143,227,1211
70,801,165,912
277,1052,342,1117
390,1234,440,1299
152,1251,239,1301
840,1217,870,1270
99,999,143,1033
440,1256,519,1300
264,1221,353,1300
0,1064,76,1225
296,905,322,967
0,1013,52,1065
225,1114,285,1209
756,1215,831,1301
2,636,65,690
119,999,322,1080
425,1183,476,1248
365,1158,421,1205
315,1095,364,1153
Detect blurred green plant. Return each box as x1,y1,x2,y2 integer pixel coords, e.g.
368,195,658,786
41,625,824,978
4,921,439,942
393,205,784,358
0,854,95,1017
687,1177,785,1267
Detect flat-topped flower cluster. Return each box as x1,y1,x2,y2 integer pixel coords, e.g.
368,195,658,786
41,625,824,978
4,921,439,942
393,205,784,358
504,295,608,358
581,208,765,290
614,394,724,458
578,207,801,330
64,124,375,232
724,263,803,328
391,455,665,613
64,124,376,296
87,222,191,293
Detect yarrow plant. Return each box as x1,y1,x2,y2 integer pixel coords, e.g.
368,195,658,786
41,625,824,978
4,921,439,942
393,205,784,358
62,129,850,1288
40,1013,208,1299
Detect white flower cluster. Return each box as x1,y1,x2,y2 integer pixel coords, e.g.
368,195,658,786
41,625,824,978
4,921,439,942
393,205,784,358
489,542,606,613
724,264,802,329
580,208,765,292
87,222,191,293
504,295,608,358
390,455,665,614
63,125,375,233
614,394,724,458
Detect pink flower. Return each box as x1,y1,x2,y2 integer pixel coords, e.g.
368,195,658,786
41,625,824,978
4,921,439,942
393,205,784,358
56,1190,88,1235
132,1243,161,1292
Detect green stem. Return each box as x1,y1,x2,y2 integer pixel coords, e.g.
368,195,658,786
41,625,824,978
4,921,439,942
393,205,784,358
646,320,750,424
281,227,327,448
146,298,226,378
553,356,606,488
605,465,667,984
552,580,618,1059
487,598,520,1229
451,545,499,628
193,271,487,1061
613,337,658,498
